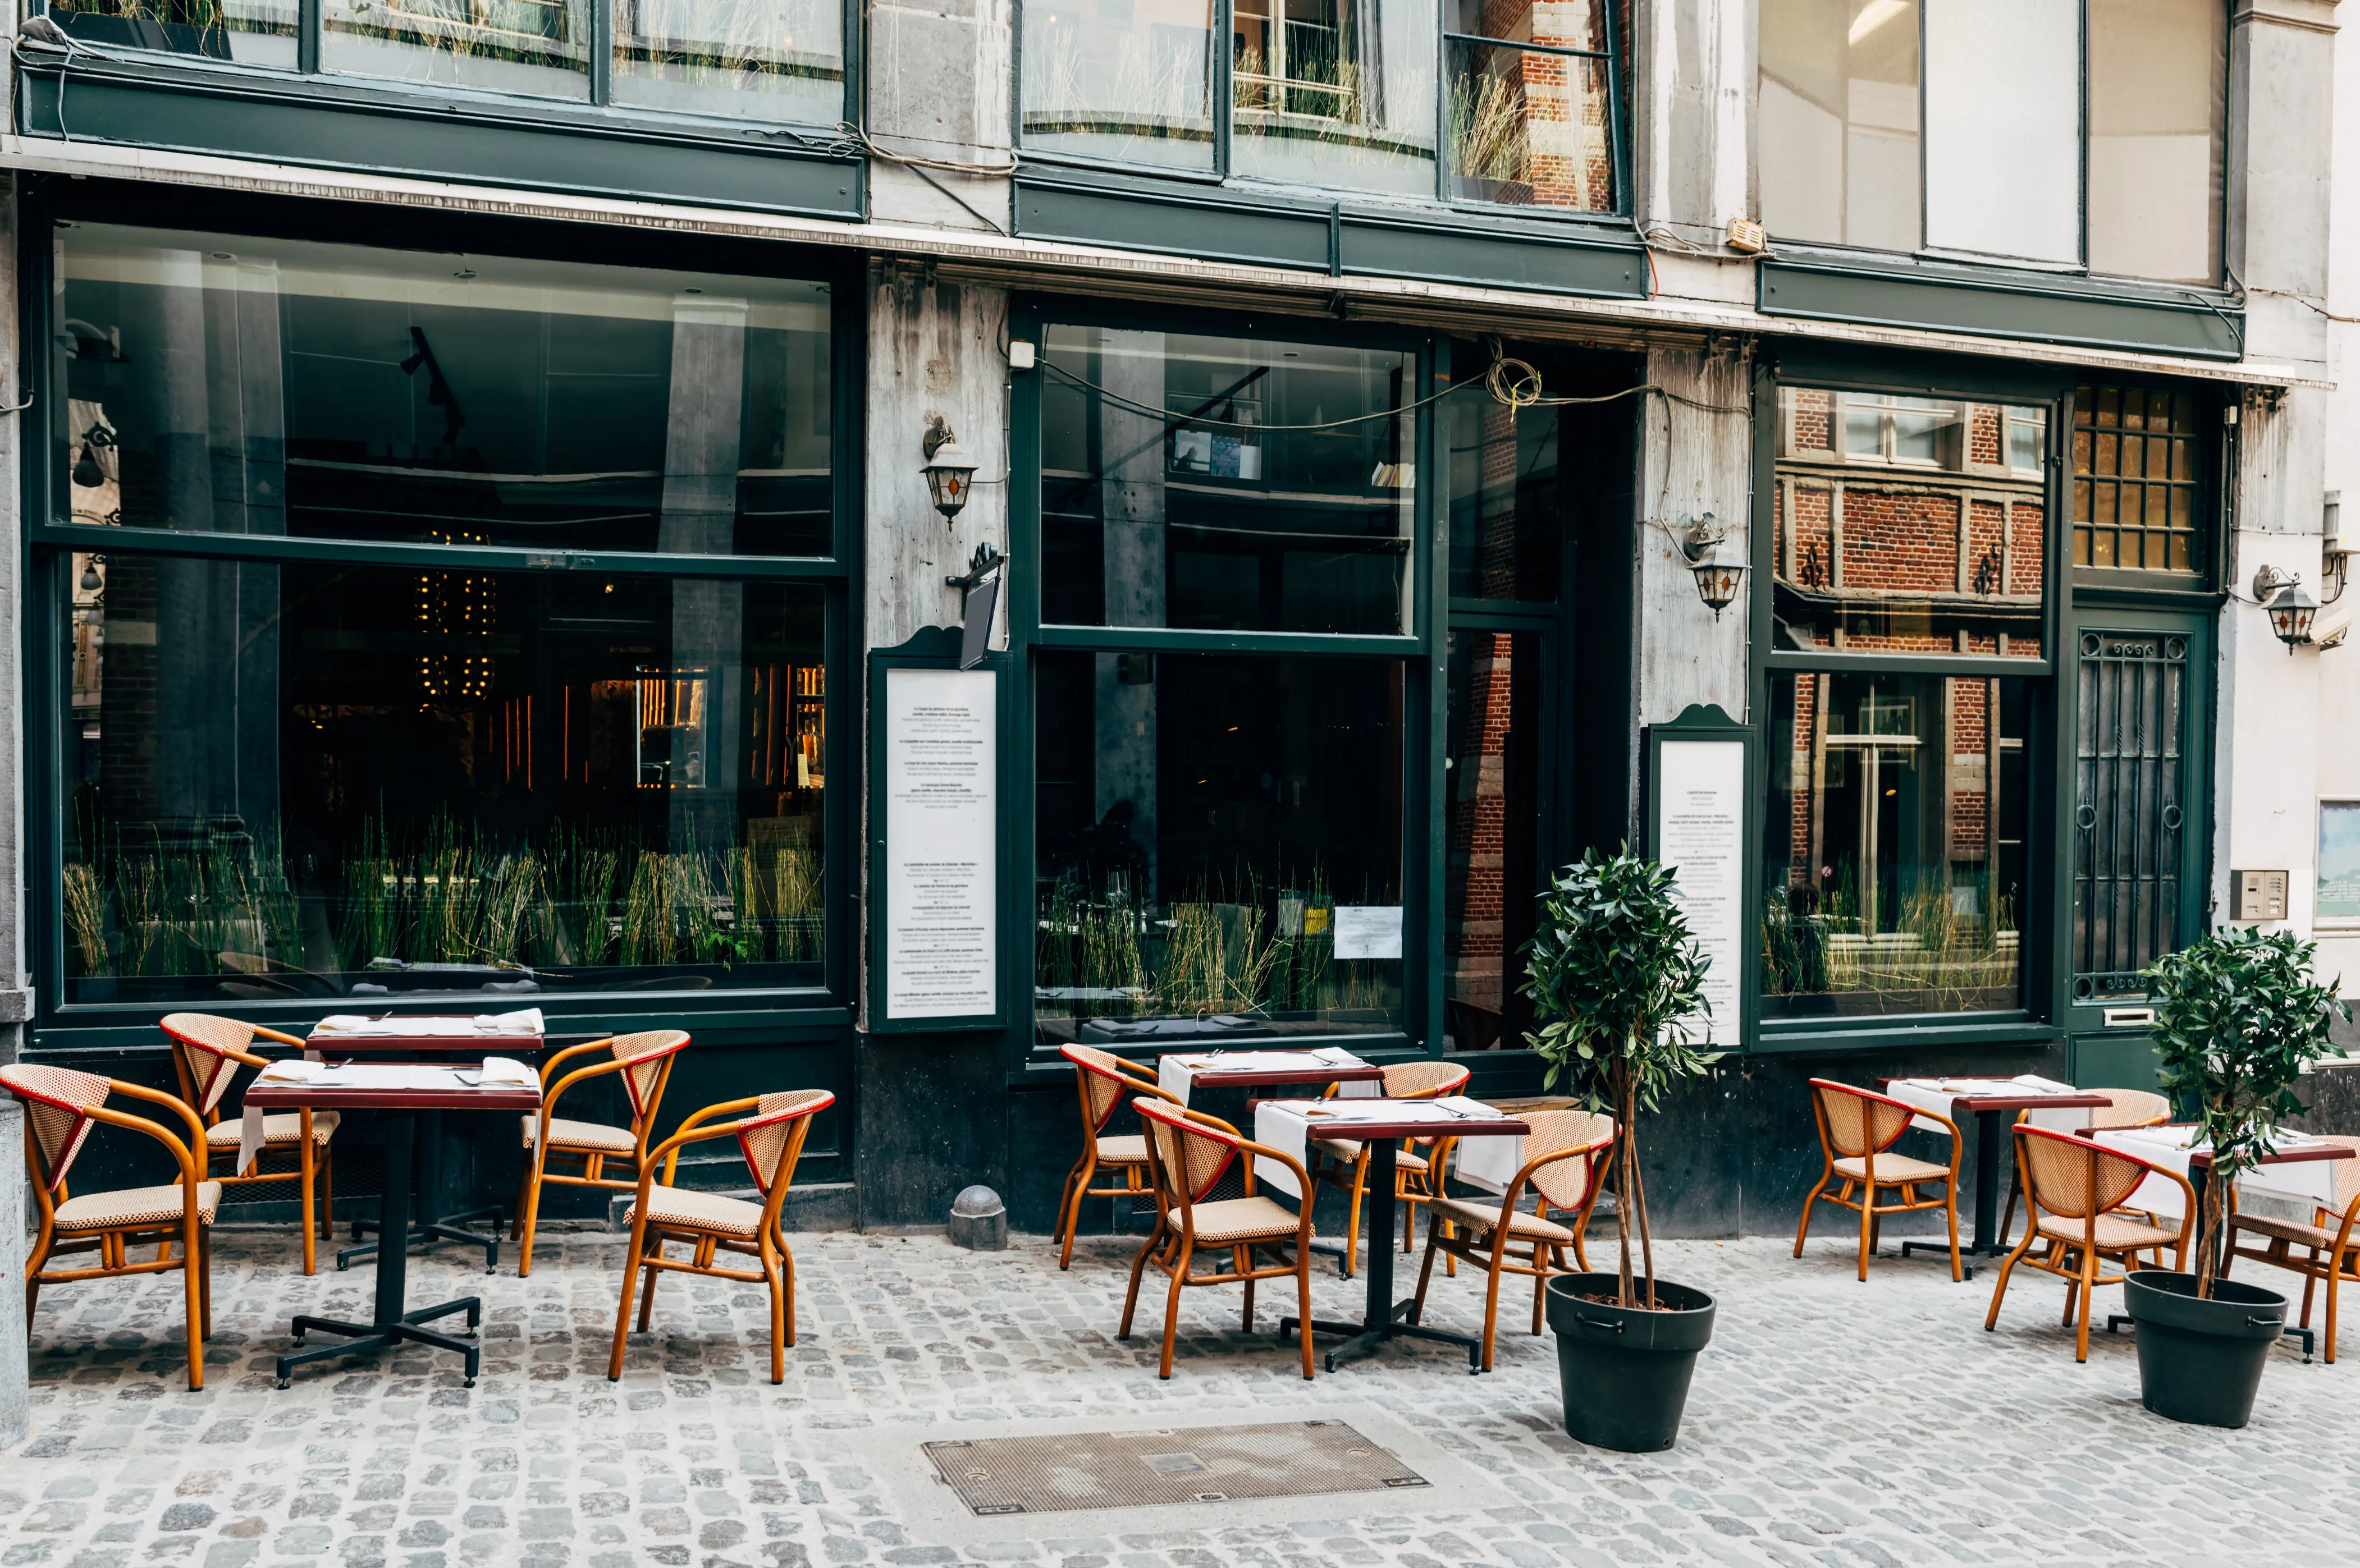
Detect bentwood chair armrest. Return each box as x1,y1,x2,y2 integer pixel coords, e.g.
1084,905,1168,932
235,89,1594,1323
1911,1108,1965,1169
543,1052,642,1120
652,1099,762,1185
537,1036,619,1086
1235,1136,1313,1211
84,1097,202,1185
1495,1140,1602,1217
251,1025,308,1049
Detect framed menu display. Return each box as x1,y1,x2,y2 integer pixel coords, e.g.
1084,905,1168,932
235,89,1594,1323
1646,705,1754,1049
868,630,1009,1033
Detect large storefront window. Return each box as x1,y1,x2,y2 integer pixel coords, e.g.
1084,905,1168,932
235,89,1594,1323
59,224,834,557
1033,651,1405,1043
62,560,827,1004
1762,670,2030,1019
1772,385,2048,657
1040,326,1415,634
46,214,848,1010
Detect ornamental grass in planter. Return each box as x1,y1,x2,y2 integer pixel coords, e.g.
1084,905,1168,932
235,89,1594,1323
1520,849,1722,1451
2128,925,2350,1428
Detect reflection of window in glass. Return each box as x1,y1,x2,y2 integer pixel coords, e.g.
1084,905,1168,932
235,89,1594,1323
1757,0,1919,250
57,224,834,557
46,0,296,65
1442,0,1617,212
2071,384,2203,574
2088,0,2225,285
1231,0,1438,196
1446,337,1563,602
324,0,589,96
610,0,845,122
59,562,828,1005
1021,0,1216,169
1442,627,1541,1049
1773,385,2047,656
1038,323,1414,633
1760,670,2030,1020
1032,651,1406,1045
1923,0,2077,263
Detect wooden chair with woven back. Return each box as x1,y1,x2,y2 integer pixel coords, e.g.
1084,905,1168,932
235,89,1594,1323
1051,1043,1184,1269
607,1088,835,1384
1984,1123,2192,1361
2,1062,219,1390
2225,1133,2360,1363
1309,1058,1472,1277
159,1012,338,1275
1995,1087,2171,1250
1405,1108,1617,1372
515,1029,692,1276
1122,1098,1319,1379
1793,1079,1965,1281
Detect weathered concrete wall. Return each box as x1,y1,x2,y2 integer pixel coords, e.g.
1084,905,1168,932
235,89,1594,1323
866,0,1013,232
1634,343,1752,728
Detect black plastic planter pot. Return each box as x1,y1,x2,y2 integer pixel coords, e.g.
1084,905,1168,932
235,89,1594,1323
2123,1269,2286,1429
1544,1273,1716,1452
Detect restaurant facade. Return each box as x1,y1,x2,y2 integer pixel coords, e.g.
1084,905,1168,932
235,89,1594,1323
0,0,2347,1267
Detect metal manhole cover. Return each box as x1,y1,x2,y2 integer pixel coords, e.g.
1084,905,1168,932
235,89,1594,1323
922,1421,1428,1516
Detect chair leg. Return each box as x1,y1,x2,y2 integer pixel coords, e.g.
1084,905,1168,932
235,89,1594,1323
2075,1250,2098,1363
299,1136,319,1277
1530,1240,1548,1337
1410,1220,1441,1326
1342,1155,1369,1278
1118,1223,1160,1340
1479,1239,1507,1373
1158,1244,1190,1379
1983,1228,2037,1332
1057,1152,1096,1271
637,1244,662,1333
1996,1172,2021,1252
1856,1187,1874,1281
1241,1248,1255,1333
2326,1258,2344,1365
180,1217,205,1392
517,1145,549,1278
198,1226,212,1341
763,1240,787,1386
1793,1164,1827,1258
1295,1243,1315,1381
607,1217,652,1381
1945,1184,1963,1283
319,1147,335,1241
781,1239,798,1348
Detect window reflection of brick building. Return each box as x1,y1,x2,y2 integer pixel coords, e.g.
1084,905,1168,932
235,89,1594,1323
1446,630,1514,1030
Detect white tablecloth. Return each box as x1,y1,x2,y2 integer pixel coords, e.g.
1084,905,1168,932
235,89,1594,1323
2092,1127,2342,1223
1884,1075,2092,1136
239,1057,537,1170
311,1008,547,1039
1250,1097,1502,1199
1157,1047,1376,1106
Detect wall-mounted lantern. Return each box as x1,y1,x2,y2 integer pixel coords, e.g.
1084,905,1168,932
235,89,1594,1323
2254,564,2318,652
921,415,977,525
1680,513,1746,617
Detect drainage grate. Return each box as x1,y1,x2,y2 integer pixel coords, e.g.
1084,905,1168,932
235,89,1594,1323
923,1420,1428,1516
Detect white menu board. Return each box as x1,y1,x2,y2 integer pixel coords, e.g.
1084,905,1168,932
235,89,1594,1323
884,667,997,1020
1657,738,1745,1043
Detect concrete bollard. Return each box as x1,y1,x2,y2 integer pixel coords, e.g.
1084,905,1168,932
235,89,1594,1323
948,1185,1008,1250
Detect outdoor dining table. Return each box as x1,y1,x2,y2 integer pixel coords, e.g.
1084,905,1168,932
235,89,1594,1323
245,1058,542,1387
302,1011,572,1271
1156,1047,1385,1105
1254,1097,1528,1373
1877,1075,2112,1268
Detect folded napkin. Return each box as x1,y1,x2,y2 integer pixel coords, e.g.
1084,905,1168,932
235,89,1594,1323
472,1056,538,1086
255,1060,325,1083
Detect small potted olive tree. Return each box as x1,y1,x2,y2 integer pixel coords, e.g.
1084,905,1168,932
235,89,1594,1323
1521,849,1722,1452
2126,925,2349,1428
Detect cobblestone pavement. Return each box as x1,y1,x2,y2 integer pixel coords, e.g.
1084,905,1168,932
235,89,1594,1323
6,1225,2356,1568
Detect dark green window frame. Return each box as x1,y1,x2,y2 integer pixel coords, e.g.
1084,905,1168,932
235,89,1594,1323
18,181,869,1035
1011,0,1631,223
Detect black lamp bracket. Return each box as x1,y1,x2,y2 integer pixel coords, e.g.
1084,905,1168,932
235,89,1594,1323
946,540,1005,593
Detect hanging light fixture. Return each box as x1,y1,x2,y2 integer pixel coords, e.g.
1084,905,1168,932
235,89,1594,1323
1679,513,1747,617
2254,565,2318,652
2322,490,2349,606
79,555,103,593
921,415,977,525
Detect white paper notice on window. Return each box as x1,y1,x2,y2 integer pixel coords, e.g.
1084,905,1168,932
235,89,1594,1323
1331,905,1403,961
885,668,997,1020
1657,739,1745,1043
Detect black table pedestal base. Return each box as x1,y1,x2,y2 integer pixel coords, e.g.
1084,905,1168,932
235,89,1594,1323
337,1112,502,1274
1897,1239,1977,1279
276,1299,482,1387
1280,1298,1487,1373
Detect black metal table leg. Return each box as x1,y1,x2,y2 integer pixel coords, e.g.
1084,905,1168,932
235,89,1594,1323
340,1107,503,1273
1280,1138,1494,1373
280,1109,483,1388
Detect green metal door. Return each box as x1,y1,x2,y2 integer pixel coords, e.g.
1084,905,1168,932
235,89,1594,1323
2064,613,2212,1090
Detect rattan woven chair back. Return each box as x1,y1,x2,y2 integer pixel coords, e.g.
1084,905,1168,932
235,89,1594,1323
1379,1060,1472,1099
2019,1126,2149,1219
1519,1108,1616,1212
1062,1042,1141,1131
1051,1043,1178,1269
1809,1079,1914,1159
158,1012,335,1273
7,1062,112,1191
159,1014,272,1117
2084,1088,2170,1130
1139,1100,1242,1214
514,1028,690,1276
738,1089,834,1192
611,1029,689,1121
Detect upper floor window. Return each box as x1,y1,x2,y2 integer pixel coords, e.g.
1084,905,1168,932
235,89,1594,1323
44,0,848,122
1020,0,1624,212
2070,383,2206,575
1757,0,2226,284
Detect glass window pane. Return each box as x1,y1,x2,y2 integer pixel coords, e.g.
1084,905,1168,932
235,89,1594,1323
47,0,296,65
610,0,845,122
1761,670,2029,1019
1773,386,2045,658
2070,384,2202,576
1233,0,1438,196
325,0,589,95
1443,627,1542,1049
1758,0,1919,250
2088,0,2224,283
1923,0,2077,263
1033,651,1406,1045
2007,414,2042,474
1446,337,1568,601
1446,40,1615,210
1020,0,1216,170
58,224,834,556
1039,324,1414,634
61,559,827,1005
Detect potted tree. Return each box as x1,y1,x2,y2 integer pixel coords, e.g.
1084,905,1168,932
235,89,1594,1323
1521,849,1722,1451
2125,925,2349,1428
